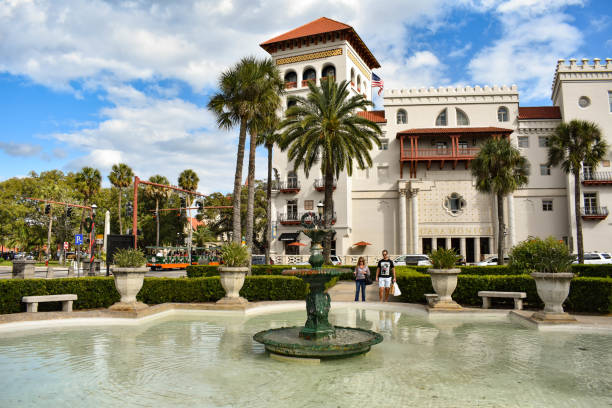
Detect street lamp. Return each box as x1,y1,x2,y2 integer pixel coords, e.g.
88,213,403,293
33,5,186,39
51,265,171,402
89,204,97,276
317,201,324,217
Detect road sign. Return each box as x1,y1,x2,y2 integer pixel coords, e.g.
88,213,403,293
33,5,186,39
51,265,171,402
63,242,69,250
75,234,83,245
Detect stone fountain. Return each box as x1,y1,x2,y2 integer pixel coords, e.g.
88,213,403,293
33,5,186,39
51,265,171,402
253,210,382,360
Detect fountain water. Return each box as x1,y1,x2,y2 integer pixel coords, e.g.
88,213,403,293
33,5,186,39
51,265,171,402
253,211,382,359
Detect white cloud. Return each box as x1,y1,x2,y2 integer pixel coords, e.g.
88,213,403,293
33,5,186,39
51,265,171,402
0,142,42,157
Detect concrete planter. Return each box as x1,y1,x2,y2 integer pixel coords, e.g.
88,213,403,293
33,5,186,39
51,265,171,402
428,268,462,309
12,259,36,279
109,266,149,311
82,259,101,276
217,266,248,305
530,272,576,322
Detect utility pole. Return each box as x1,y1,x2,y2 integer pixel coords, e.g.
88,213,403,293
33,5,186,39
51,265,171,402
89,204,97,276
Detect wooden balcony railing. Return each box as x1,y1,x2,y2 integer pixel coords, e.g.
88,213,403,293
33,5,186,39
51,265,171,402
582,172,612,185
285,81,297,89
301,79,315,87
581,206,609,220
401,147,480,159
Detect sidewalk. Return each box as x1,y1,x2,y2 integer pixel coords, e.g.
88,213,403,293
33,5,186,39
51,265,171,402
327,280,401,302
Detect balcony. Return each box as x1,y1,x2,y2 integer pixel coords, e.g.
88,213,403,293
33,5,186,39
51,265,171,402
285,81,297,89
581,172,612,185
314,178,336,192
301,79,315,87
320,76,335,83
279,180,300,194
278,212,302,225
580,206,609,220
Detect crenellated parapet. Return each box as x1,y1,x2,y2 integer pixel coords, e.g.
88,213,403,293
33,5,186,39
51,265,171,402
384,85,519,105
552,58,612,100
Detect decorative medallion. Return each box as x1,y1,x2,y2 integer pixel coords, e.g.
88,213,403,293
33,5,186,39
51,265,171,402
443,193,466,216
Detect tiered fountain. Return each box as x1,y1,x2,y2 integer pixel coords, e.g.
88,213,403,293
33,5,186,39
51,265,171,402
253,209,382,360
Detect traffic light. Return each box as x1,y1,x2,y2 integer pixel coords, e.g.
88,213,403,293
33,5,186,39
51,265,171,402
126,201,133,217
44,204,51,214
66,207,73,217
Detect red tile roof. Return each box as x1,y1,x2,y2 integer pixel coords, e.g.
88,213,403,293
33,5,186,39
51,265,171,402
261,17,351,45
518,106,561,120
357,110,386,123
397,127,514,138
260,17,380,69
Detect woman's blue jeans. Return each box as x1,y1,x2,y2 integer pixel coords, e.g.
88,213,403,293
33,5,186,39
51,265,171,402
355,279,366,301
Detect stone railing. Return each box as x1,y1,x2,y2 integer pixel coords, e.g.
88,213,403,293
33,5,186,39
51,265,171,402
269,255,390,266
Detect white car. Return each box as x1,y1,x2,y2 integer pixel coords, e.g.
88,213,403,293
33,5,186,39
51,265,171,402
476,256,509,266
329,255,342,265
580,252,612,264
393,254,432,266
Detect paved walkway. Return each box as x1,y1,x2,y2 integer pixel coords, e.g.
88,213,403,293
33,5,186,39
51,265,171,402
327,280,401,302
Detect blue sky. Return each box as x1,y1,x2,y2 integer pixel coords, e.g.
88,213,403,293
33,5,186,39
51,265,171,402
1,0,611,193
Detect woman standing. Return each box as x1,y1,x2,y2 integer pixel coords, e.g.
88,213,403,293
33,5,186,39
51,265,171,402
354,257,370,302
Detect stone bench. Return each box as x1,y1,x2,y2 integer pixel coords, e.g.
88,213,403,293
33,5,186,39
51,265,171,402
425,293,438,307
477,291,526,310
22,294,77,313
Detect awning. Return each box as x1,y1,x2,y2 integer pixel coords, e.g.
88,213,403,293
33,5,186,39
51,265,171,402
278,232,300,242
353,241,371,246
287,242,307,247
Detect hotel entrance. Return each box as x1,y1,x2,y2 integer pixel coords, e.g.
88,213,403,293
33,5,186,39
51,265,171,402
421,236,492,264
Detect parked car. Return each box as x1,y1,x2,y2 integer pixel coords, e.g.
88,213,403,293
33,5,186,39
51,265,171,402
393,254,432,266
329,255,342,265
576,252,612,264
476,256,509,266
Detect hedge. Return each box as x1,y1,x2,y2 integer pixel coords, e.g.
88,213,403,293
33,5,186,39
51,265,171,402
570,264,612,278
395,271,612,313
0,276,308,315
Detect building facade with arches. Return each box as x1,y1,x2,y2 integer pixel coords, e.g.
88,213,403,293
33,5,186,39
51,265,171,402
261,17,612,263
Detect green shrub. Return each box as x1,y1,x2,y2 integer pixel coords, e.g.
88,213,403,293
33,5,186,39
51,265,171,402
186,265,220,277
0,276,308,314
112,248,146,267
509,237,575,274
411,265,514,275
429,248,458,269
220,242,249,267
571,264,612,278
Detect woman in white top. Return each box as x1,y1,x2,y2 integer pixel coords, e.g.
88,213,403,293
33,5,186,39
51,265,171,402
354,256,370,301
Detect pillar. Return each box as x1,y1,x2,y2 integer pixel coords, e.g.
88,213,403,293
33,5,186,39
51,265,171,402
399,189,407,254
475,237,481,263
507,194,515,248
446,237,451,251
460,237,466,260
432,237,437,251
411,190,419,253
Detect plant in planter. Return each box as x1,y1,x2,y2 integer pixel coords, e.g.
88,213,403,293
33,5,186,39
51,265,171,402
217,242,249,305
510,237,576,322
109,248,149,311
427,248,462,309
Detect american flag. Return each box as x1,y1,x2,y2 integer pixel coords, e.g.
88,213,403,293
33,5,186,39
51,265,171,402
372,73,384,96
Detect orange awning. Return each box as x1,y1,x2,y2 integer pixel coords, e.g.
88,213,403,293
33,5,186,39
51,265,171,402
353,241,371,246
287,242,307,247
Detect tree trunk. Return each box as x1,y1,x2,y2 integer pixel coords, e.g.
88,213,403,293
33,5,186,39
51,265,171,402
245,130,257,249
46,207,53,259
187,196,193,265
574,170,584,263
323,166,334,264
155,198,160,247
497,193,505,265
265,144,273,265
118,187,123,235
232,119,248,243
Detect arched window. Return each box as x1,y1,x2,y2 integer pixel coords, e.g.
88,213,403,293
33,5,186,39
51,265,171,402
302,68,316,84
357,75,361,91
497,106,509,122
284,71,297,83
350,68,355,85
287,171,298,189
287,99,297,109
456,108,469,126
396,109,407,124
322,65,336,80
435,109,448,126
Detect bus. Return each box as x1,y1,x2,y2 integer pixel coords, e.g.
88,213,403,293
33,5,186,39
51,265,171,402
145,246,221,270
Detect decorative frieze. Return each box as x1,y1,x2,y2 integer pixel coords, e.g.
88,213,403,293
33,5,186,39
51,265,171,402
347,49,371,80
276,48,343,66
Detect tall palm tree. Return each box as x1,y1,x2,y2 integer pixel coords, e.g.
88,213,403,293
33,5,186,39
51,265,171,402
280,78,382,263
471,138,529,265
547,120,608,263
75,167,101,235
257,116,282,265
178,169,199,263
108,163,134,234
208,56,279,244
244,61,284,253
144,175,170,247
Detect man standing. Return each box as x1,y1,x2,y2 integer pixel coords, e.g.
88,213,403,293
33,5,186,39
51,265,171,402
376,249,396,302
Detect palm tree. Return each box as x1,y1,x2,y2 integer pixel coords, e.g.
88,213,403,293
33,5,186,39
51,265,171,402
108,163,134,234
244,61,284,253
257,116,282,265
208,56,280,244
547,120,608,263
75,167,101,235
178,169,199,263
471,138,529,265
144,175,170,247
279,78,382,263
